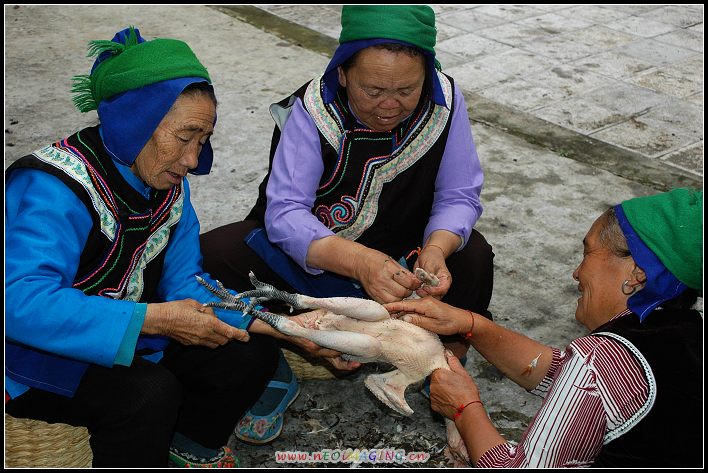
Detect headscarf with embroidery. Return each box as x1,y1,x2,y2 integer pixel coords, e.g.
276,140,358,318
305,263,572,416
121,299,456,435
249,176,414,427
71,27,215,175
614,188,703,321
322,5,446,107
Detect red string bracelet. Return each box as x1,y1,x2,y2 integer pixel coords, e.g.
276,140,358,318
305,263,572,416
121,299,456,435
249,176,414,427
461,310,475,340
454,400,483,419
405,246,422,260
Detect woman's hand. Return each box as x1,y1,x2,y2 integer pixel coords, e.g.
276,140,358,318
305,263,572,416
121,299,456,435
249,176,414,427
143,299,251,348
354,248,421,304
414,245,452,299
384,297,474,336
306,236,420,304
430,351,481,420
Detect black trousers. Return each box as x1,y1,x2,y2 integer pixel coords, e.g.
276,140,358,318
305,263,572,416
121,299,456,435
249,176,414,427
6,335,279,467
200,220,494,316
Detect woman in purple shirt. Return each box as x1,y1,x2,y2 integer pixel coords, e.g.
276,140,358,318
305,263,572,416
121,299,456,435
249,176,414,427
200,5,494,444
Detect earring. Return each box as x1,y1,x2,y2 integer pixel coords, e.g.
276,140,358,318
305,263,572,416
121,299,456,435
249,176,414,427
621,280,636,295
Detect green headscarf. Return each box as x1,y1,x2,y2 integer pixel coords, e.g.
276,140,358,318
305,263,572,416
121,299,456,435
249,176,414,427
621,188,703,290
339,5,437,54
71,27,210,113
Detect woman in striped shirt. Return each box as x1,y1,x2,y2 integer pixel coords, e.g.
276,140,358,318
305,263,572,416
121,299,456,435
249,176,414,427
386,188,702,467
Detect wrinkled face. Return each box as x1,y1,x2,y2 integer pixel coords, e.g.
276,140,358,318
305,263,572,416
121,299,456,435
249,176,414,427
337,47,425,132
131,94,216,190
572,214,635,331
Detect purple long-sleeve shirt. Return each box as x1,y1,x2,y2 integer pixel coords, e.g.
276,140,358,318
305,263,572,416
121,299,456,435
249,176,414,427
264,82,484,274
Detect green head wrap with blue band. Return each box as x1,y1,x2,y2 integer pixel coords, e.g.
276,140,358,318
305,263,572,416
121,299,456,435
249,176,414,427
72,26,210,112
323,5,446,107
339,5,437,55
72,27,215,175
621,188,702,291
615,188,703,321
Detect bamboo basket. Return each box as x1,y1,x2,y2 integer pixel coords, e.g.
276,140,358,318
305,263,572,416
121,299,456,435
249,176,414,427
282,348,337,380
4,414,92,468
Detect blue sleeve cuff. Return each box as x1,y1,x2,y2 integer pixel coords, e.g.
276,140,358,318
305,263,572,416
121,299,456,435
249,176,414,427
214,307,255,330
114,303,146,366
5,376,31,399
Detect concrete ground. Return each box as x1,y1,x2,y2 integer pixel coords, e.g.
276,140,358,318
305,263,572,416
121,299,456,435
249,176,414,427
4,4,703,468
227,4,704,191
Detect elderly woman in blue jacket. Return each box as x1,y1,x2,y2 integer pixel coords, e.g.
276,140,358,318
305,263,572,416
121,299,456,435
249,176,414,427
4,27,348,468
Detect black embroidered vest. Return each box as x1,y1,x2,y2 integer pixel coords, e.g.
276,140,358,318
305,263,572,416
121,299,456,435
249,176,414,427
6,126,182,396
7,126,182,301
248,72,456,259
590,309,703,467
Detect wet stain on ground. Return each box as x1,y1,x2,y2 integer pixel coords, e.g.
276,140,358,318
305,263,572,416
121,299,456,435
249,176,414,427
475,362,506,382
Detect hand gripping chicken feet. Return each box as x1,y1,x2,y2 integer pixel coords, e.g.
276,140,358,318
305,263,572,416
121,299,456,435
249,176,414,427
196,271,470,466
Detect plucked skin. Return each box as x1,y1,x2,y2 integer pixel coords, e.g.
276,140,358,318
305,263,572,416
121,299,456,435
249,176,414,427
198,272,470,465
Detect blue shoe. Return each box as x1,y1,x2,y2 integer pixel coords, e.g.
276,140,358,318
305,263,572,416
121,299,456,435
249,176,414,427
168,432,239,467
234,352,300,445
168,445,239,468
421,355,467,400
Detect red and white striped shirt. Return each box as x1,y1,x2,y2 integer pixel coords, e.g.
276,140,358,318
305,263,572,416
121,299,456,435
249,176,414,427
477,310,651,468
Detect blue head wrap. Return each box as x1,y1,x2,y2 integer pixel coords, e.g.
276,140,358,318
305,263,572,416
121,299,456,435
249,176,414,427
322,38,447,108
94,27,215,175
614,205,688,321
